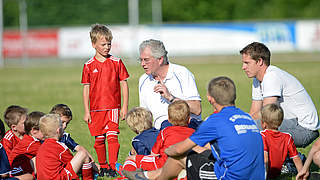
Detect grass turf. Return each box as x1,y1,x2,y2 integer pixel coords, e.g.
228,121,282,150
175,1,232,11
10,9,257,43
0,53,319,179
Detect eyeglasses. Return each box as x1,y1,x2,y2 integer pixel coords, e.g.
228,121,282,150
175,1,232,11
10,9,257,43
138,58,152,64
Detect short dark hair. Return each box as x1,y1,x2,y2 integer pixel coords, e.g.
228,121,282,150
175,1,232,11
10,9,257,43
207,76,236,105
0,118,5,140
240,42,271,66
50,104,72,120
4,105,28,128
25,111,45,134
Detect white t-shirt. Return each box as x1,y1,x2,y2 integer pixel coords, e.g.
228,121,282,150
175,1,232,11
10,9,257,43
139,63,201,129
252,65,319,130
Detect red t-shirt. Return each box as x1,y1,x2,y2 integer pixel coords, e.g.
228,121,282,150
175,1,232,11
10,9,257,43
151,126,195,166
36,138,78,180
260,129,299,178
81,55,129,111
2,130,21,156
9,134,41,175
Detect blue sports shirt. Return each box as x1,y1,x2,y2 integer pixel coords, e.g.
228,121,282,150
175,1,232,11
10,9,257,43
59,132,79,152
189,106,265,180
132,128,159,155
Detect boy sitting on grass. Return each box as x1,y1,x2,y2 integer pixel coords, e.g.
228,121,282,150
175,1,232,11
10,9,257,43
9,111,45,177
260,103,303,179
36,114,95,180
2,105,27,156
1,118,33,180
126,107,159,156
122,100,195,173
50,104,93,160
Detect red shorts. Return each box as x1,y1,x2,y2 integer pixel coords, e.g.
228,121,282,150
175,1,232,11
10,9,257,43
89,109,119,136
134,155,167,171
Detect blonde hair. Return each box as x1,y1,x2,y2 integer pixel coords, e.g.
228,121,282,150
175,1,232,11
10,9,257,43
39,114,62,138
207,76,236,105
126,107,153,134
261,104,284,130
168,100,190,126
90,24,113,44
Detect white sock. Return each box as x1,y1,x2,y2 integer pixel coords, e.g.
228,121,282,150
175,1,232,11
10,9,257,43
144,171,149,178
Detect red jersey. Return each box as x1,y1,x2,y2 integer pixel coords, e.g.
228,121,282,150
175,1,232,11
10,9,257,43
81,55,129,111
151,126,195,166
260,129,299,179
36,138,78,180
9,134,41,175
2,130,21,156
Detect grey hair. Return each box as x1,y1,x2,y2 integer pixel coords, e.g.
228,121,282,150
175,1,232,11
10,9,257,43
139,39,169,65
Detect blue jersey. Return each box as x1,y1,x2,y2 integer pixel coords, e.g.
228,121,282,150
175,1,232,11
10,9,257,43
0,143,19,180
59,132,79,152
190,106,265,180
132,128,159,155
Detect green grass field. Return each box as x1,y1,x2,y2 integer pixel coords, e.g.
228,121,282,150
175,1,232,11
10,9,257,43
0,53,319,179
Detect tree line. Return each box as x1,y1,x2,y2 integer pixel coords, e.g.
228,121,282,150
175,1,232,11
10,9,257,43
3,0,320,28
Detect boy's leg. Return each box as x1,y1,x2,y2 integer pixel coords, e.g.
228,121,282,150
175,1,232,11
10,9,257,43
70,150,93,180
156,157,186,180
94,135,109,169
106,109,120,170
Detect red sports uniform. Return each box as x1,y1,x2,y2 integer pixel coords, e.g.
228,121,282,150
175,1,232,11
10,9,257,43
36,138,79,180
81,55,129,136
124,126,195,171
9,134,41,176
261,129,299,178
2,130,21,156
81,55,129,170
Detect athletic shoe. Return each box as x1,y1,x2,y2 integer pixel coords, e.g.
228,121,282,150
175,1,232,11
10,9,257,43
115,163,124,176
122,170,148,180
107,168,119,177
99,167,108,177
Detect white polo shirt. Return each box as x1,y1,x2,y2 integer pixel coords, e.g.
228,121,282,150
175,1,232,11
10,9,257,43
252,65,319,130
139,63,201,129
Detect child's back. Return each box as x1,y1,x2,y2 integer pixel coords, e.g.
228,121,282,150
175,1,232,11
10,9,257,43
152,125,194,166
132,127,159,155
261,129,298,178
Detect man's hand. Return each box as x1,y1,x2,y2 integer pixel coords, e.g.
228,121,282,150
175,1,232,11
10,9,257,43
154,79,173,101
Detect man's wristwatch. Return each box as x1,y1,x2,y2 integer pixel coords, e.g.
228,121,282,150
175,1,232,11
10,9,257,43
169,95,176,103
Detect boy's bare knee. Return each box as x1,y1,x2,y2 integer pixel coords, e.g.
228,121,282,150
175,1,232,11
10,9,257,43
313,151,320,167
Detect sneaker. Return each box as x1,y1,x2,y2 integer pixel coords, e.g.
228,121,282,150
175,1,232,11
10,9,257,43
281,160,297,175
115,163,124,176
122,170,148,180
107,168,118,177
99,167,108,177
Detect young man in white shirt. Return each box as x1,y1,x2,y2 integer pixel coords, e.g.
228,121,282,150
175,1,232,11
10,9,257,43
240,42,319,148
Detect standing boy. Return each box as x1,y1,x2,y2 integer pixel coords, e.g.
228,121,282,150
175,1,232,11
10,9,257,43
81,24,129,177
260,104,302,179
2,105,27,156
